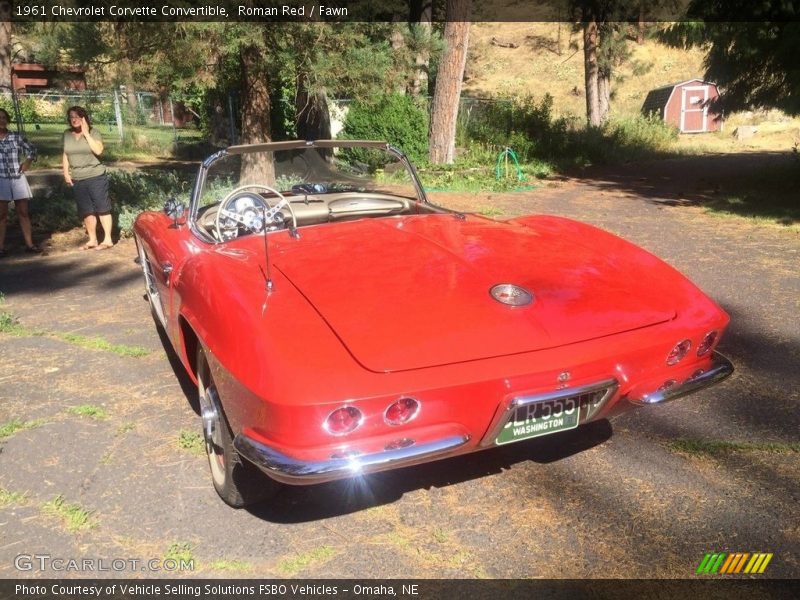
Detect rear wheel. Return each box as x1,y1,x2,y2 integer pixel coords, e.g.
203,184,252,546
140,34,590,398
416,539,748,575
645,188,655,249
196,347,280,507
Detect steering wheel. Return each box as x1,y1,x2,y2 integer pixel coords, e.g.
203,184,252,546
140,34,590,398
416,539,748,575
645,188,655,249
214,184,297,241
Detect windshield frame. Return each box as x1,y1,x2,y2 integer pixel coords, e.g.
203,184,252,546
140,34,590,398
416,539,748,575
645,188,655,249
188,140,428,242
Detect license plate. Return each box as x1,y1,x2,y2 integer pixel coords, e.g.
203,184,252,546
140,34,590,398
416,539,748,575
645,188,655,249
495,386,611,445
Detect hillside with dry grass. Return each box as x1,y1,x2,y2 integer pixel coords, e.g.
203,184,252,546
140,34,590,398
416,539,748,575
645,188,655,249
464,23,706,118
462,23,800,153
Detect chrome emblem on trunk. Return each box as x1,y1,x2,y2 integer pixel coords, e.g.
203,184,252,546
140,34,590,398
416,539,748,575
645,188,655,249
490,284,534,306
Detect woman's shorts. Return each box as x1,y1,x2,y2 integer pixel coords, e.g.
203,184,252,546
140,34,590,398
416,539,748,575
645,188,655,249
73,173,111,217
0,175,33,201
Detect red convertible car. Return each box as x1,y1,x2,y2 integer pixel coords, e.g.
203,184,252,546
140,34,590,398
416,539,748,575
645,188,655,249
134,140,733,507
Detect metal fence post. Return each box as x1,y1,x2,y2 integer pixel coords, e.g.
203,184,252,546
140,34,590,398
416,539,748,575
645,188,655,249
169,98,177,143
113,88,124,140
10,87,24,135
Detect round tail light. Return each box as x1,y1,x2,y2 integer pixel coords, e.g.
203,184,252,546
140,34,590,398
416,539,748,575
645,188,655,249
697,330,718,357
324,406,363,436
384,397,420,426
666,339,692,366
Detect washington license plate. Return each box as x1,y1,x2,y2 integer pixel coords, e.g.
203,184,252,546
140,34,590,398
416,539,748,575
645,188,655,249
495,396,581,445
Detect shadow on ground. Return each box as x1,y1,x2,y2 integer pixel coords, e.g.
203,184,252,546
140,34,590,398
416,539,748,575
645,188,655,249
247,420,613,523
568,151,799,225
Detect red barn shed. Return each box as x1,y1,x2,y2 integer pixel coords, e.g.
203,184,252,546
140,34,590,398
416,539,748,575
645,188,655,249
11,63,87,92
641,79,722,133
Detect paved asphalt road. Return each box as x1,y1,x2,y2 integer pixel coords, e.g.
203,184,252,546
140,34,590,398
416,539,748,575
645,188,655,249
0,153,798,580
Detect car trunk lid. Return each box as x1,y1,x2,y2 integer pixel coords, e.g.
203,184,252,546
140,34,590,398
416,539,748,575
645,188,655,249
272,215,676,372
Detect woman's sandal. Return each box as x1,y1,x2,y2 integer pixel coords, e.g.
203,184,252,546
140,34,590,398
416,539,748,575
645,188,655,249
25,245,43,254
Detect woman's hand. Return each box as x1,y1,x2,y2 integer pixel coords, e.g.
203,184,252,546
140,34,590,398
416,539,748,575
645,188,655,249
80,117,90,135
20,159,32,174
62,153,73,185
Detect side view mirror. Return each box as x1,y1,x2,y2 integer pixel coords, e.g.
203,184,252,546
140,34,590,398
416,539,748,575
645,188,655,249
164,197,186,228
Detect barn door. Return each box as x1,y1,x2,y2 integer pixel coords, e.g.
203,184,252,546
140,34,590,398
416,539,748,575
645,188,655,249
681,86,710,133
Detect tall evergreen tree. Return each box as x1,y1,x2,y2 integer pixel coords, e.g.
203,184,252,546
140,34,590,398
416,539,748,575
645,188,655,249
661,4,800,115
429,0,471,164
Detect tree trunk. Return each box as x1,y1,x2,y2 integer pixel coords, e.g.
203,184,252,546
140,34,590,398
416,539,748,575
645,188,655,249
409,2,432,97
637,4,645,45
598,70,610,125
583,18,601,127
296,75,331,142
428,0,471,164
296,72,332,162
0,2,11,89
239,44,274,185
390,19,407,95
113,25,139,114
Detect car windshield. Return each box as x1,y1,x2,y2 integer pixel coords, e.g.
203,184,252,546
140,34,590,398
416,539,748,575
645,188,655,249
197,143,422,210
191,142,438,242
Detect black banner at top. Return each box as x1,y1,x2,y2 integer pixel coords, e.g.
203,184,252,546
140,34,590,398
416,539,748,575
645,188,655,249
7,0,800,23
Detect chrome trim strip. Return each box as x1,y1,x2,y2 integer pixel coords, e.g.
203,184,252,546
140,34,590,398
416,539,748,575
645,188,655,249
233,433,471,485
629,351,733,405
479,379,618,447
188,148,228,242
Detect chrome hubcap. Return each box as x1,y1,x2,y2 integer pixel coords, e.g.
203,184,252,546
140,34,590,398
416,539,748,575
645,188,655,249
137,241,167,328
198,379,226,488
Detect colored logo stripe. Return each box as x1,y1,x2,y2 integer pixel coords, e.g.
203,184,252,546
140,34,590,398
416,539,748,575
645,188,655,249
744,553,773,574
697,552,773,574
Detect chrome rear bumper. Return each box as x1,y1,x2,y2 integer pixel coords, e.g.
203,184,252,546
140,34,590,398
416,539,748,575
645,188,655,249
234,433,471,485
628,351,734,405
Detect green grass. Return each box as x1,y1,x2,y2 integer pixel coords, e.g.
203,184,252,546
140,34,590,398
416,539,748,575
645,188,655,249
178,429,205,456
277,546,336,576
0,488,29,507
59,332,150,357
0,311,150,357
475,205,506,218
432,527,449,544
67,404,108,420
0,312,25,335
208,560,253,573
116,422,136,435
165,542,195,564
701,162,800,228
668,439,800,457
25,122,206,168
0,418,46,440
42,495,96,532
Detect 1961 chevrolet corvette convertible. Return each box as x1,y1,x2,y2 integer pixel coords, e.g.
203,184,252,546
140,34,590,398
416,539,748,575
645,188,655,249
134,140,733,507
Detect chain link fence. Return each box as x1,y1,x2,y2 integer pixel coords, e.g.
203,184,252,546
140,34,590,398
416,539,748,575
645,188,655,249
1,85,519,167
0,88,202,167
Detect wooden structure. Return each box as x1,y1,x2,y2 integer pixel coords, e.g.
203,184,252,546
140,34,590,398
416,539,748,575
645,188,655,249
11,63,87,92
641,79,722,133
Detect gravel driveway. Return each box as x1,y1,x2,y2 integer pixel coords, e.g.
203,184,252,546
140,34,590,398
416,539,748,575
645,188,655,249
1,153,798,580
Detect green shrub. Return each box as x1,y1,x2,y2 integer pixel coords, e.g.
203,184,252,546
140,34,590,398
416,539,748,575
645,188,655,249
454,94,679,169
28,169,191,235
340,94,429,167
0,97,41,123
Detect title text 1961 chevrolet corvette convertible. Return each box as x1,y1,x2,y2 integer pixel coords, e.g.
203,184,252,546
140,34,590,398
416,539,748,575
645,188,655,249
133,140,733,507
